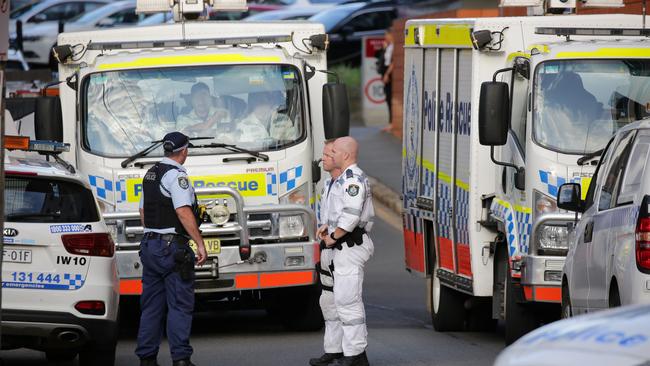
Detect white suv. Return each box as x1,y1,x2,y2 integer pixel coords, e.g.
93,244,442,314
2,138,119,365
558,119,650,317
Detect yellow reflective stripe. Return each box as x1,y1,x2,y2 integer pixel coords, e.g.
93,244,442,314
529,44,550,54
507,51,530,62
580,177,593,200
405,25,418,46
514,205,532,214
494,198,512,209
98,54,282,70
422,24,473,47
422,158,435,173
556,48,650,59
310,197,315,205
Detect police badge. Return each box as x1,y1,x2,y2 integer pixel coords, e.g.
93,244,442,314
347,184,360,197
178,176,190,190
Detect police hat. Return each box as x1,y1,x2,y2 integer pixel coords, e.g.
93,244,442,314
162,131,192,152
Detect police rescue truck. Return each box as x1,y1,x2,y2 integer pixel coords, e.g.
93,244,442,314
400,0,650,343
14,0,350,330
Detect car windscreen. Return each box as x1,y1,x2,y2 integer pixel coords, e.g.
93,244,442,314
5,176,100,223
82,63,305,158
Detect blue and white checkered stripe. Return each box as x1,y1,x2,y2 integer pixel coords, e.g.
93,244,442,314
490,199,518,257
267,173,278,196
422,167,436,197
455,187,470,244
539,170,566,197
88,175,113,200
116,179,126,203
280,165,303,192
437,183,452,239
63,274,85,290
515,211,532,255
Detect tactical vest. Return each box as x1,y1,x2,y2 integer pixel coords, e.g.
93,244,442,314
143,162,199,235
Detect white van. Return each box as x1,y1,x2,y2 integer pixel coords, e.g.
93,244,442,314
558,119,650,317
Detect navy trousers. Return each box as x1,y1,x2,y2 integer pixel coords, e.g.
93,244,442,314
135,237,195,361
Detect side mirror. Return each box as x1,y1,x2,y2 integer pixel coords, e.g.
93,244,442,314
557,183,584,213
478,81,509,146
323,82,350,140
34,96,63,143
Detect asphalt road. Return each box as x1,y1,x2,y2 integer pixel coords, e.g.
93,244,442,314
0,201,504,366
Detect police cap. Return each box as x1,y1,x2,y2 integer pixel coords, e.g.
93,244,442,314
162,131,192,152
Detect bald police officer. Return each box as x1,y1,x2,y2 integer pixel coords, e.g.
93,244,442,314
311,140,344,366
136,132,207,366
322,136,374,366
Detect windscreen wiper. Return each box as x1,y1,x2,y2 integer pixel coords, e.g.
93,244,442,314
121,136,214,168
577,148,604,166
191,143,269,162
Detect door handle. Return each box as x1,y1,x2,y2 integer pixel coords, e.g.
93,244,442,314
584,221,594,243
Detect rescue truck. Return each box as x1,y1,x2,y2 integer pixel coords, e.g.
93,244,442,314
13,0,350,330
400,0,650,343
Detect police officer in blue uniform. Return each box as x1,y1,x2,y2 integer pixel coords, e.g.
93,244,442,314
136,132,207,366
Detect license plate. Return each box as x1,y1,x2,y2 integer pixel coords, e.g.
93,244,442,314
189,238,221,256
3,249,32,264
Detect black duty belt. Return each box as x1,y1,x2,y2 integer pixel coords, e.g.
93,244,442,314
334,226,366,251
144,232,188,243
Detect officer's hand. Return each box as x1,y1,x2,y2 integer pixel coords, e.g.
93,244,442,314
324,235,336,248
195,242,208,266
317,224,328,239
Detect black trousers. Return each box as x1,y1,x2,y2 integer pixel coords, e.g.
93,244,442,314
383,77,392,124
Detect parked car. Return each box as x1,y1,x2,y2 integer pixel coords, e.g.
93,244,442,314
244,7,322,21
11,0,40,12
494,304,650,366
9,0,110,35
309,1,396,65
14,1,152,67
6,48,30,71
1,136,119,365
558,118,650,318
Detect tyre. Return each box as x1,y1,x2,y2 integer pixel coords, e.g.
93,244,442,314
431,257,466,331
79,342,116,366
561,282,572,319
45,350,77,362
264,285,324,331
503,250,538,345
609,282,621,308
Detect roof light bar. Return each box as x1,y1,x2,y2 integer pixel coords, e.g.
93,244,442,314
86,35,292,51
5,135,70,153
536,27,650,37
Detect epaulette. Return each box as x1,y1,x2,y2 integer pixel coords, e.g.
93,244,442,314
346,169,354,178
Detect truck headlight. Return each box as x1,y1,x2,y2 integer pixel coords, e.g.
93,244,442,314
208,204,230,225
537,224,569,255
279,183,309,239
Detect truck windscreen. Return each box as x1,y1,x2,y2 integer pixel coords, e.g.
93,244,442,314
533,59,650,155
82,64,304,158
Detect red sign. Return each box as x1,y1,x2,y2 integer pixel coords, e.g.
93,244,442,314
365,37,385,58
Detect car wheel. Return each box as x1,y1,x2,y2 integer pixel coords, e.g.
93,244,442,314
561,282,572,319
78,342,116,366
45,350,77,362
431,251,466,331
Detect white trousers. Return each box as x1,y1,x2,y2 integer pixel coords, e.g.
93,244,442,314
332,235,374,356
319,248,342,353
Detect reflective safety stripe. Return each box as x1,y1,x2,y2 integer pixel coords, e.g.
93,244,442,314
343,207,361,216
235,271,315,289
342,318,366,326
98,54,282,70
556,48,650,59
120,279,143,295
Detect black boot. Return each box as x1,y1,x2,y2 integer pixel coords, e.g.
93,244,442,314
309,352,344,366
173,359,196,366
332,352,369,366
140,357,160,366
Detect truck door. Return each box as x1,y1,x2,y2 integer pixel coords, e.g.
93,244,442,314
403,43,425,274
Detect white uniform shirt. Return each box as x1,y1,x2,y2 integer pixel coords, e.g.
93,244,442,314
139,157,196,234
237,111,297,143
319,175,339,226
327,164,374,234
176,106,231,137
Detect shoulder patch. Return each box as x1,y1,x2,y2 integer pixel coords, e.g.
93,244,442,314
178,176,190,190
347,184,360,197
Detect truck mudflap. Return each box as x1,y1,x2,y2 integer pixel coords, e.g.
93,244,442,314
103,187,319,295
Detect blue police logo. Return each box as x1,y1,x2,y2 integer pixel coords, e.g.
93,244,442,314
404,64,419,199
